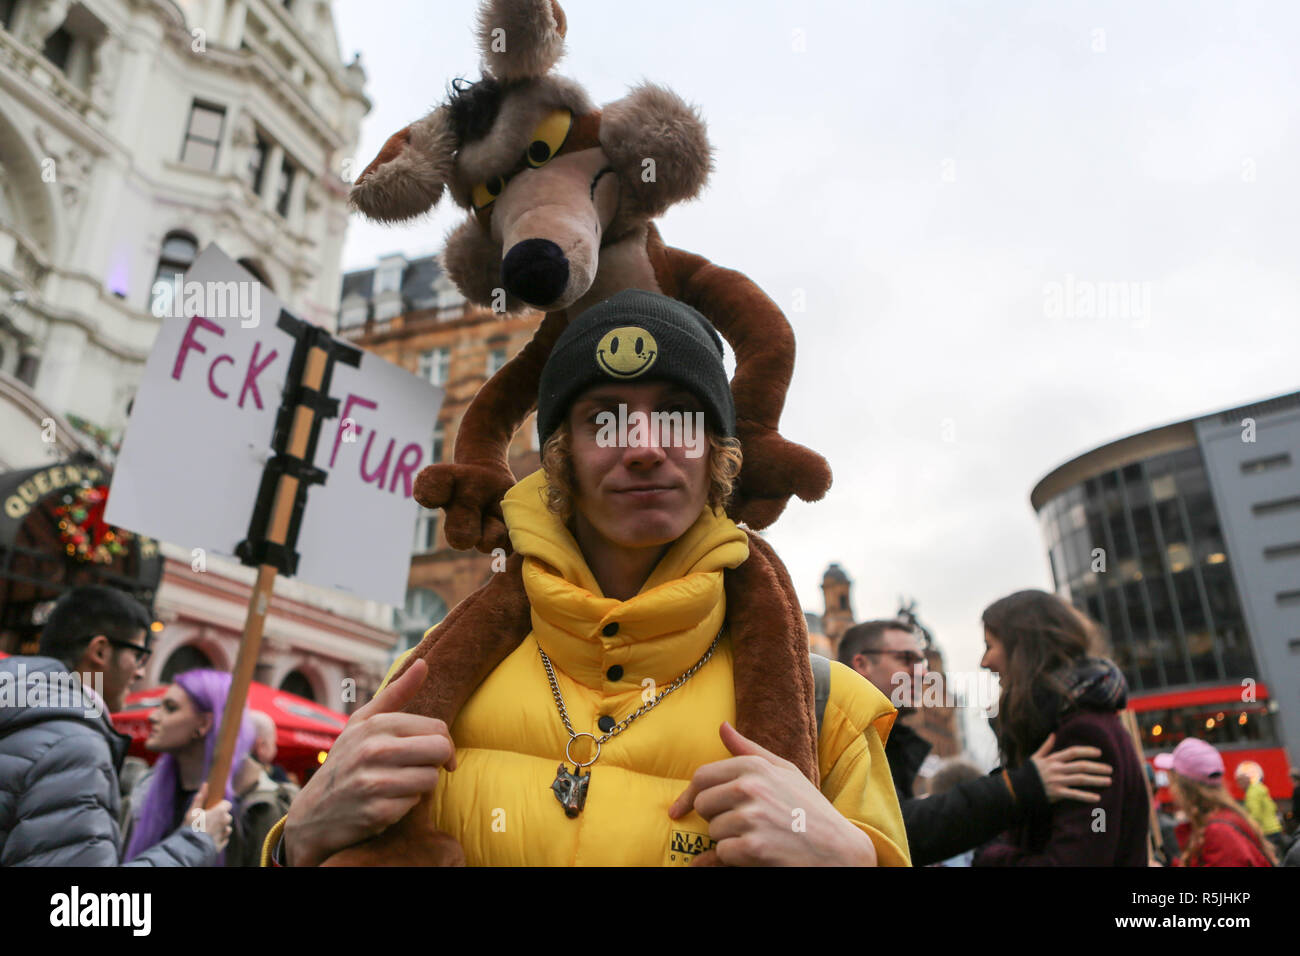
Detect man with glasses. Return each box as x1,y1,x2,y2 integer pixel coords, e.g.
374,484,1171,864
840,619,1113,866
0,585,230,866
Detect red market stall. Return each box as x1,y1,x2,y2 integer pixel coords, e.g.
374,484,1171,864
113,680,348,782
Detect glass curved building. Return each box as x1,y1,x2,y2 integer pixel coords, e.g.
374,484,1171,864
1032,390,1300,774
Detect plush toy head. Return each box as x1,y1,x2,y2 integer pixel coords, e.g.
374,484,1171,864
350,0,713,315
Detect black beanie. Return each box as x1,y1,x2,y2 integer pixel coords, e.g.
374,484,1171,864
536,289,736,447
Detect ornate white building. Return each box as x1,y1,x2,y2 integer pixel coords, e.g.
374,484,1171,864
0,0,396,711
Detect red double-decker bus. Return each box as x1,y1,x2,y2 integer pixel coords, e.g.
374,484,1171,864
1129,682,1294,826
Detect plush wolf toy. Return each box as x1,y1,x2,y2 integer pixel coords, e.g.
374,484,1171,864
326,0,832,866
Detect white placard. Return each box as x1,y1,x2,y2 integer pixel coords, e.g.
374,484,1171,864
105,245,443,607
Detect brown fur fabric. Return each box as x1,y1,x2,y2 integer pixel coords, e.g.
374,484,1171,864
350,108,457,224
477,0,567,82
600,82,714,230
317,528,817,866
440,216,525,313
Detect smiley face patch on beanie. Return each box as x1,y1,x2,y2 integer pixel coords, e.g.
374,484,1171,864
536,289,737,447
595,326,659,378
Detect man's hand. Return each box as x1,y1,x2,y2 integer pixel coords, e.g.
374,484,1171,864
667,721,877,866
1030,733,1113,803
282,659,457,867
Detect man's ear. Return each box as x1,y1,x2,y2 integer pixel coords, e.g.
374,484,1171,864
80,635,113,672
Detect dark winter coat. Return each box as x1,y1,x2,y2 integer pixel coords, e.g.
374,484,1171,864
888,719,1050,866
973,658,1149,866
0,656,217,867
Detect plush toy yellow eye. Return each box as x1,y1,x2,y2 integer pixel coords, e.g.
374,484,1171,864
472,174,505,209
525,109,572,168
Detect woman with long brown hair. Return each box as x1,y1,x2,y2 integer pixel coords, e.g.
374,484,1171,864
973,589,1149,865
1155,738,1276,866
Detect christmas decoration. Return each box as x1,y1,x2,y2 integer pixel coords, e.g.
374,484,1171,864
54,484,132,564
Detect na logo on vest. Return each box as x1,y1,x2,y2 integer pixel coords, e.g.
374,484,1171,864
665,828,717,866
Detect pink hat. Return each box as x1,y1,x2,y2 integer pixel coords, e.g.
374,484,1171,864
1154,737,1225,784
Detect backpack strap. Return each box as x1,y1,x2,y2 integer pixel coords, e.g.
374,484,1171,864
810,653,831,736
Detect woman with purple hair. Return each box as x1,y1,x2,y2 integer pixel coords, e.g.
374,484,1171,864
123,669,255,864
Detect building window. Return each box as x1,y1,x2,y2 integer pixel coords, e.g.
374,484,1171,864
280,670,315,701
275,157,296,217
487,347,507,377
1240,452,1291,475
42,26,74,71
237,257,273,290
150,231,199,313
396,589,448,660
419,348,450,387
160,644,213,682
15,352,39,387
181,102,225,171
375,256,406,296
1253,496,1300,517
413,509,438,554
247,133,270,194
432,420,445,464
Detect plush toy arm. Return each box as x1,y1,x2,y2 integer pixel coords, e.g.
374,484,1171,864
656,242,833,528
413,308,572,552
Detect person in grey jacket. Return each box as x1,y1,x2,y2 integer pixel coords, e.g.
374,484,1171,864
0,585,230,866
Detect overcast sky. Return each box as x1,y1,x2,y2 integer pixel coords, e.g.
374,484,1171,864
332,0,1300,761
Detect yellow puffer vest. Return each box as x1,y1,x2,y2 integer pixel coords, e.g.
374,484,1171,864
269,471,910,866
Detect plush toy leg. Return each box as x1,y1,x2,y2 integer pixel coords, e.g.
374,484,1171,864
413,308,574,553
651,234,833,529
726,530,820,787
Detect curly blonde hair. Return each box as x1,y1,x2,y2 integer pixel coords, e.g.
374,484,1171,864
540,420,742,523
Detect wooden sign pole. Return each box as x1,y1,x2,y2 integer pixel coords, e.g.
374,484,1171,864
1120,708,1165,857
203,345,329,808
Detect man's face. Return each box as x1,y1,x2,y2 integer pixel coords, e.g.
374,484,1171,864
851,628,927,711
88,628,148,713
567,381,712,551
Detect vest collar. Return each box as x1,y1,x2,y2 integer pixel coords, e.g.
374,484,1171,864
501,470,749,688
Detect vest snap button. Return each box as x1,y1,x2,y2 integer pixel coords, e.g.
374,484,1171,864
606,665,624,682
602,622,619,637
597,715,616,733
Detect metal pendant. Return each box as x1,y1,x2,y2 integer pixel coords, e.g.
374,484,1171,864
552,763,590,817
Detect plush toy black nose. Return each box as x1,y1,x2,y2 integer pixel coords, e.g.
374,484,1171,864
501,239,569,306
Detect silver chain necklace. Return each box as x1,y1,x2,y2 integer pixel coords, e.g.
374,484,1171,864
540,623,724,817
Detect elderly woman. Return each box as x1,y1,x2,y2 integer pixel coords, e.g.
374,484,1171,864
267,290,909,867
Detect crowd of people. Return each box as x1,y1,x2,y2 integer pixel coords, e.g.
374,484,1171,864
0,291,1294,868
837,600,1296,867
0,585,295,866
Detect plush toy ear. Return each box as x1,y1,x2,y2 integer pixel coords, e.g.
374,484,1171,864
350,107,457,224
600,82,714,220
476,0,567,81
441,216,530,314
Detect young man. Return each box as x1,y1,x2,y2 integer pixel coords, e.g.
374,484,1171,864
273,290,909,866
840,619,1114,866
0,585,230,866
